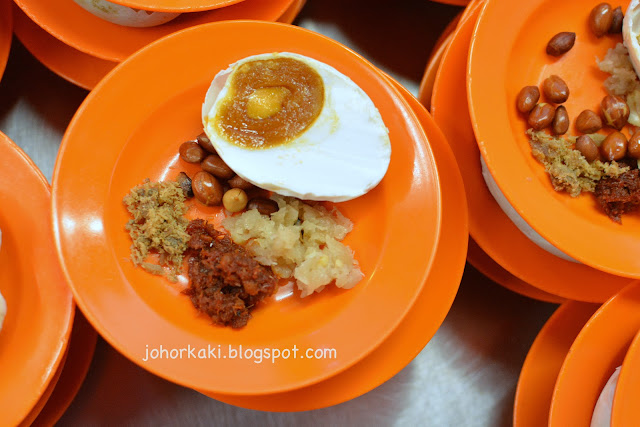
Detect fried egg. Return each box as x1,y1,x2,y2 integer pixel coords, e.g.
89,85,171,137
481,156,579,263
202,52,391,202
74,0,180,28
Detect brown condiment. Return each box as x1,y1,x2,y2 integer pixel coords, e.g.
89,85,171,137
212,57,324,149
594,169,640,222
184,219,277,329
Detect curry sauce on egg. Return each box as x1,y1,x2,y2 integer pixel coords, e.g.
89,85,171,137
213,57,325,149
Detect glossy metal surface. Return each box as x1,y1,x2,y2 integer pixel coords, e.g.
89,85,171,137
0,0,557,424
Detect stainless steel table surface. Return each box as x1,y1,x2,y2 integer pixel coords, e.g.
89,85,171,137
0,1,558,425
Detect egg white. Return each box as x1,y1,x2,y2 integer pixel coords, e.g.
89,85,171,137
74,0,180,28
480,156,579,263
202,52,391,202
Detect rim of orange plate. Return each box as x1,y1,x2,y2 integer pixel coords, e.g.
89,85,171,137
0,132,75,426
513,301,599,427
550,282,640,426
14,0,294,62
106,0,245,13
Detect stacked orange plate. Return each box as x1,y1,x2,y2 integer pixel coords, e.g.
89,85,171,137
421,0,640,424
50,20,468,409
12,0,305,90
514,282,640,426
0,131,80,426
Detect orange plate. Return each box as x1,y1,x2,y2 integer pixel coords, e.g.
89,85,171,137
12,0,299,91
0,132,74,426
106,0,244,13
613,324,640,426
466,238,565,304
52,21,442,395
418,32,453,109
18,347,68,427
431,0,635,302
31,310,97,426
12,5,117,91
200,77,468,410
419,1,480,108
14,0,294,62
277,0,305,25
549,283,640,427
0,0,11,80
468,0,640,278
513,301,598,427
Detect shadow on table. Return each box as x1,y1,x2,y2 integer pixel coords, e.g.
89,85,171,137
0,39,86,136
438,264,558,426
59,335,413,425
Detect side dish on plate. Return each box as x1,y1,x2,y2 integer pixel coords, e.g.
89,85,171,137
124,52,390,328
514,3,640,223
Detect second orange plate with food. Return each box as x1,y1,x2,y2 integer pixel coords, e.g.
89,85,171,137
52,21,444,395
469,0,640,278
432,0,635,302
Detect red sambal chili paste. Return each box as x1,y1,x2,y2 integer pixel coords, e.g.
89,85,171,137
183,219,276,329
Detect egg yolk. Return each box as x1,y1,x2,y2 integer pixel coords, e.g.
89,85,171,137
213,57,325,149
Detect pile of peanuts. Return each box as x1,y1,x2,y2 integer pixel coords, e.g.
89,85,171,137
176,132,279,216
517,3,640,163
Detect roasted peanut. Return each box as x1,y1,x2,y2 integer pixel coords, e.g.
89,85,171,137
628,130,640,159
575,135,600,162
516,86,540,113
222,188,249,213
546,32,576,56
528,103,555,130
201,154,235,179
179,141,205,163
609,6,623,33
542,75,570,103
228,174,255,190
196,132,217,154
575,109,603,133
552,105,570,135
600,131,628,161
247,198,279,216
176,172,193,198
192,171,223,206
589,3,614,37
601,95,630,130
